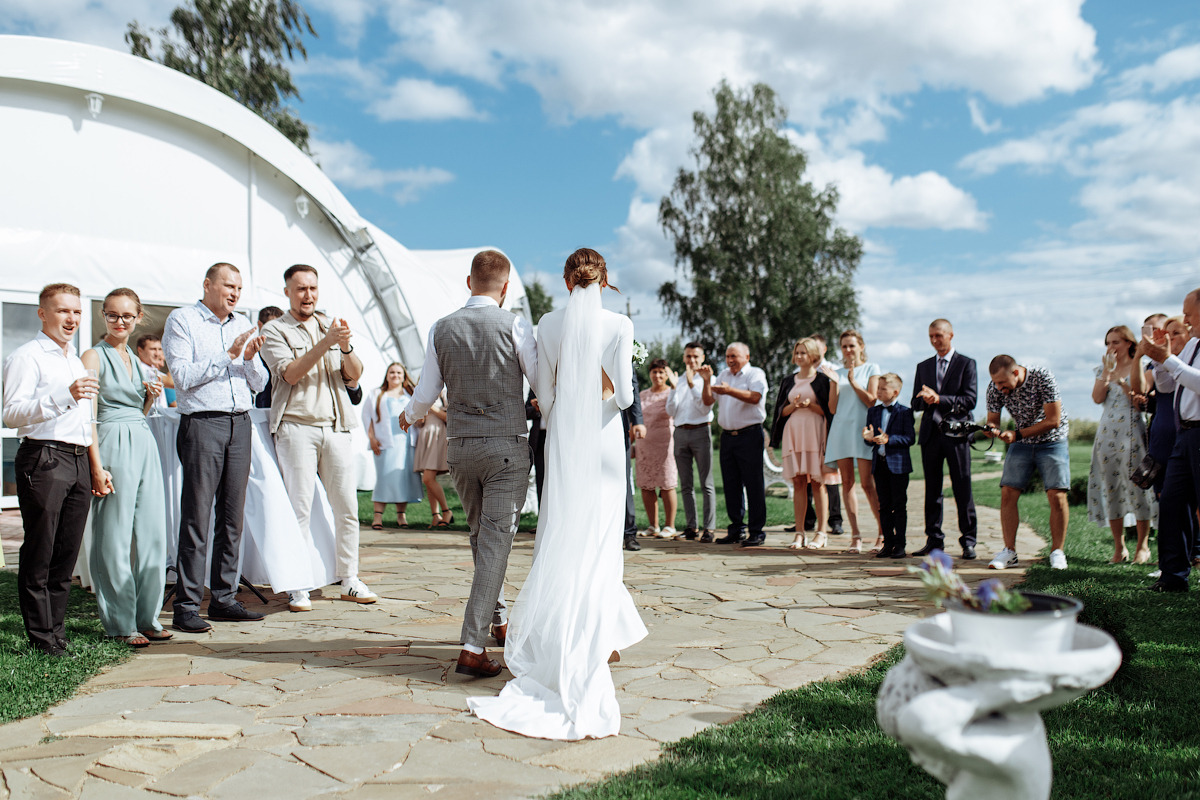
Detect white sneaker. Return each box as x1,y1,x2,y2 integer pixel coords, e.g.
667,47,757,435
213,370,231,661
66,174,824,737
340,578,378,604
287,590,311,612
988,548,1019,570
639,527,659,538
657,526,677,539
1148,568,1162,579
1048,549,1068,570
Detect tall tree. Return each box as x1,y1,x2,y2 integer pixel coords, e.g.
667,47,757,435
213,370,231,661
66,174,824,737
126,0,317,152
523,278,555,324
658,81,862,381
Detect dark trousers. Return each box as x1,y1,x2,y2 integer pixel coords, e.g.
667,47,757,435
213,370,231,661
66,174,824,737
532,428,546,504
174,412,252,614
14,440,91,651
624,433,636,538
720,428,767,537
921,433,977,548
874,463,910,553
1157,427,1200,587
804,483,843,531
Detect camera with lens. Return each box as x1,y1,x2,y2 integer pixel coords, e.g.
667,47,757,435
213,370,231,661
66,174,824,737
939,419,991,439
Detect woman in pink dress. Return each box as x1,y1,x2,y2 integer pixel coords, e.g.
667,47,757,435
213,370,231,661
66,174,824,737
769,338,839,549
636,359,679,537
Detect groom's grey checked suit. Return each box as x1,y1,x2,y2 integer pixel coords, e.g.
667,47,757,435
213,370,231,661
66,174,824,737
406,296,536,650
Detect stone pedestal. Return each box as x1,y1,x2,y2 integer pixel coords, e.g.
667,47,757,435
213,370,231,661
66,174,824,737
877,612,1121,800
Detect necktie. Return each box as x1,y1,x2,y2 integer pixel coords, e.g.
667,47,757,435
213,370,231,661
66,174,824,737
1174,340,1200,429
880,405,891,457
936,357,948,391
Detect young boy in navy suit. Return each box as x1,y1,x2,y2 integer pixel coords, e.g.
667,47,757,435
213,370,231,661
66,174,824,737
862,374,916,559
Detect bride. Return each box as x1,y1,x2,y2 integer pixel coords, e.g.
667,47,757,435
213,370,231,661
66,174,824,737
467,248,648,740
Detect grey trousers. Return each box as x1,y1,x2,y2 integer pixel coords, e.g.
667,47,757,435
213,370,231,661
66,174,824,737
447,436,531,649
174,412,251,614
674,425,716,530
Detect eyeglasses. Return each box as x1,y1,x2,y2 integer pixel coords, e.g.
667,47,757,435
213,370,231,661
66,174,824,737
103,313,138,324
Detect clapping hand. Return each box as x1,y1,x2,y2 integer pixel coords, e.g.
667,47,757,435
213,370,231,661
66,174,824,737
227,329,254,360
665,366,679,388
324,318,353,352
1141,330,1170,364
710,381,731,396
696,364,713,384
917,384,940,405
862,424,887,445
242,334,265,360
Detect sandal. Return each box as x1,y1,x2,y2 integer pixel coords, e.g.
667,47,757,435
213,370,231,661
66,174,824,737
141,629,173,642
869,537,885,554
844,538,863,554
431,519,449,529
805,531,828,550
114,634,150,648
788,534,806,550
398,514,410,529
372,512,384,531
441,511,455,526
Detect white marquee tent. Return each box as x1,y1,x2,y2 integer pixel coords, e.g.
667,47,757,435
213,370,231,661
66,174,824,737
0,35,532,507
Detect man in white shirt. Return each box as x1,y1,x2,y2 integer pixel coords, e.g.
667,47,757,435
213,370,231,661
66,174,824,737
135,334,172,411
666,342,716,542
711,342,769,546
2,283,104,656
162,263,269,633
1142,287,1200,592
260,265,376,612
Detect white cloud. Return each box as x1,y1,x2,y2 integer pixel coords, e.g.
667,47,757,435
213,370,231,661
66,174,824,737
302,0,377,47
1113,42,1200,95
311,138,454,205
367,77,484,122
967,97,1002,134
1,0,161,49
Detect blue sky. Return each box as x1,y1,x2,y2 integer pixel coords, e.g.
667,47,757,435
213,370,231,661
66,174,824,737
6,0,1200,419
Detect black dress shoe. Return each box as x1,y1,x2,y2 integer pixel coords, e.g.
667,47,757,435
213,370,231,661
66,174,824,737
677,527,699,540
888,550,908,559
829,526,844,536
699,529,715,543
1149,579,1189,593
173,611,213,633
911,543,940,557
961,546,977,560
740,534,766,547
784,524,797,533
623,536,641,551
715,532,745,544
31,640,67,658
875,547,895,559
207,601,264,622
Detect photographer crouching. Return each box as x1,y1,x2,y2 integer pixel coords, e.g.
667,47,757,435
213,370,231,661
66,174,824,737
981,355,1071,572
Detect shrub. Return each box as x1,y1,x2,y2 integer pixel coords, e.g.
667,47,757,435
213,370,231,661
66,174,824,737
1069,419,1098,442
1053,578,1136,684
1067,475,1088,506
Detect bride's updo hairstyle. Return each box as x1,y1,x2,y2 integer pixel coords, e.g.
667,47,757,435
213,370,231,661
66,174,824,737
564,248,619,292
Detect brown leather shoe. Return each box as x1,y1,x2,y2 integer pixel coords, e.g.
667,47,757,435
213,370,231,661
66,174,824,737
491,623,507,646
455,648,503,678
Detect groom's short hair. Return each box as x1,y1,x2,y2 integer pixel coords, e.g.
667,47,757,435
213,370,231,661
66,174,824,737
471,250,511,291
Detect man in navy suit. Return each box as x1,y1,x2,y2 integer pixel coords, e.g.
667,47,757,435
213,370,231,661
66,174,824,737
864,374,916,559
911,318,978,560
621,371,645,551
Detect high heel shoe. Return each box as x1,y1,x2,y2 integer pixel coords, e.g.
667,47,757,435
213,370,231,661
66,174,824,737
1132,547,1152,565
1111,548,1130,564
805,531,828,550
371,513,383,531
788,534,806,550
844,537,862,554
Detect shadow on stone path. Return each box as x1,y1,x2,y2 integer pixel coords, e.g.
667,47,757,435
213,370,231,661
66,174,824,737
0,478,1041,799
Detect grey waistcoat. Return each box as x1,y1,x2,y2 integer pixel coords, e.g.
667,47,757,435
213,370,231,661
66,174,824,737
433,305,527,438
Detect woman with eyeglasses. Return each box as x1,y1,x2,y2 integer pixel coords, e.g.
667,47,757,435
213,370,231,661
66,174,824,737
80,289,170,647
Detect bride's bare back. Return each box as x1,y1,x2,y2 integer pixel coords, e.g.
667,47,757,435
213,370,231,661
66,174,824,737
602,368,614,400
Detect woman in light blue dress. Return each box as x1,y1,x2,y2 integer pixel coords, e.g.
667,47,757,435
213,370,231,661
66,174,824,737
823,330,882,553
364,363,423,529
82,288,168,647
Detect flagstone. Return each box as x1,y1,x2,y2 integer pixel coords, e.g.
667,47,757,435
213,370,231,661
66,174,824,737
94,740,228,775
47,689,168,720
527,735,662,775
88,656,195,687
28,756,98,792
83,766,144,789
620,676,711,702
3,766,71,800
75,778,145,800
699,664,768,687
706,684,780,710
205,756,342,800
635,705,741,742
65,720,242,740
0,717,46,753
124,700,255,728
807,641,893,667
291,742,409,783
672,648,730,671
294,714,443,747
373,740,579,786
0,738,115,766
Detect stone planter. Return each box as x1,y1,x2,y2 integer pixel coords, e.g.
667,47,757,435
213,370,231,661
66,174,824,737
877,611,1120,800
946,592,1083,656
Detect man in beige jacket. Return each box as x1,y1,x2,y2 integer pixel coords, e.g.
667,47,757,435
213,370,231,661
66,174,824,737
261,264,377,612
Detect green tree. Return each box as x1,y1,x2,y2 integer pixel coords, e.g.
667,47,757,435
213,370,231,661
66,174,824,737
658,81,862,382
523,278,555,324
635,336,685,389
126,0,317,152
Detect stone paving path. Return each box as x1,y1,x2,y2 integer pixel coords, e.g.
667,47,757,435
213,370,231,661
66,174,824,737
0,478,1041,800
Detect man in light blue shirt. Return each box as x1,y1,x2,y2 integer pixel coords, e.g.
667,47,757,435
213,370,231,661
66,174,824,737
162,263,268,633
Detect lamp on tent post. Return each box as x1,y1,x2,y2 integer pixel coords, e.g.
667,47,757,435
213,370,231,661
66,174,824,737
85,92,103,119
294,193,310,219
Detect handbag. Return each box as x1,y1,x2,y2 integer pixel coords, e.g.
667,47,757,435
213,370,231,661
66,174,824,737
1130,453,1163,490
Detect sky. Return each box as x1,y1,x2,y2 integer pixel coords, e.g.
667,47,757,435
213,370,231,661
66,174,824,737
4,0,1200,420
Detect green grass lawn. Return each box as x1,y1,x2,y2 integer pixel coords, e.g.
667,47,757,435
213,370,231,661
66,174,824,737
0,571,132,724
550,441,1200,800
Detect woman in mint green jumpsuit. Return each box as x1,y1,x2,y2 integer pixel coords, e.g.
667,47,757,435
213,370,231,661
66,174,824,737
84,289,168,644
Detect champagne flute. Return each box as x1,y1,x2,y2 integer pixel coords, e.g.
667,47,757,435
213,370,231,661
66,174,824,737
145,368,163,418
1102,352,1117,374
84,368,100,425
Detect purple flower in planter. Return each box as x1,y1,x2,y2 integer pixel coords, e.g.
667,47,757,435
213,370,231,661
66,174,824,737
976,579,1005,612
919,549,955,574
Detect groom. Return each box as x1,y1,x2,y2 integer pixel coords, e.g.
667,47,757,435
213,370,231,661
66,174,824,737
401,250,537,678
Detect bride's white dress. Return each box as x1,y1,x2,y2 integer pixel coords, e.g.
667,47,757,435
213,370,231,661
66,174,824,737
467,283,648,740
